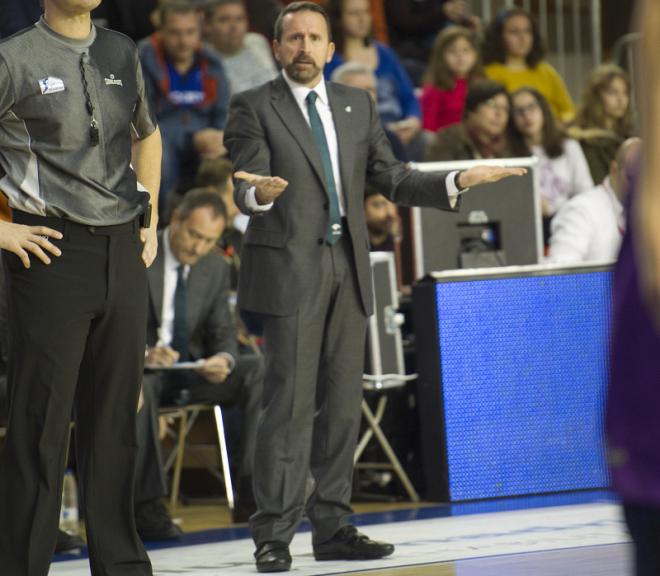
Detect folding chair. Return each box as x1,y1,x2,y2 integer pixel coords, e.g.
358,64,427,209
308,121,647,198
353,252,420,502
159,404,234,515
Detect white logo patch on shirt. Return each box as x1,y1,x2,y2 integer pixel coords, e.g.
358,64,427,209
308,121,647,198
104,74,123,86
39,77,65,95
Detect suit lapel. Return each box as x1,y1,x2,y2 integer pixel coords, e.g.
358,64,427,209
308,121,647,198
327,83,356,214
270,76,327,192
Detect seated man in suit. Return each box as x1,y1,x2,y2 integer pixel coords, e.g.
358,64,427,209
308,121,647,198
134,189,264,539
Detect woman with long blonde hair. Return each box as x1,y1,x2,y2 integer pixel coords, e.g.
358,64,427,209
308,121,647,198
570,63,635,184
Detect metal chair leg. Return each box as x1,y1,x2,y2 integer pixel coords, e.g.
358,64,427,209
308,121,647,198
213,405,235,511
169,409,188,513
360,399,420,502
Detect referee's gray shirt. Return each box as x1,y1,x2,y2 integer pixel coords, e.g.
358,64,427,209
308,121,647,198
0,18,158,225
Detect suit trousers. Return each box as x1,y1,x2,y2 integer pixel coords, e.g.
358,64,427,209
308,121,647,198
0,213,152,576
134,354,264,504
249,234,368,547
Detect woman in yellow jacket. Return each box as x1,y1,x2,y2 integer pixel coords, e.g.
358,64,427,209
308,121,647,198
482,7,575,124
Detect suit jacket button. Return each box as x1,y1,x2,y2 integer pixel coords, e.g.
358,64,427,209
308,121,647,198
317,238,324,245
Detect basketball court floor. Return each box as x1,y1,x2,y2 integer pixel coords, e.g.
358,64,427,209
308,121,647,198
50,491,632,575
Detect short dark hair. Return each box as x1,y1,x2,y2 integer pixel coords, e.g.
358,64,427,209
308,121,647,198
196,157,234,192
173,188,228,223
158,0,199,29
482,7,545,68
203,0,245,20
273,1,332,42
463,80,509,118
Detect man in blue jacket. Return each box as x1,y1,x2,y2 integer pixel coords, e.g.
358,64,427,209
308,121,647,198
139,0,231,214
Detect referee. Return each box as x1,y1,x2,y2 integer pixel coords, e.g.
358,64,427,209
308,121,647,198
0,1,161,575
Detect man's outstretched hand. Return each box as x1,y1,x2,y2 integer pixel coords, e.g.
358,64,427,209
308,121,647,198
234,171,289,205
457,166,527,189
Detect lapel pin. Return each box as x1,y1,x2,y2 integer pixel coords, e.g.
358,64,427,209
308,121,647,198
345,105,352,113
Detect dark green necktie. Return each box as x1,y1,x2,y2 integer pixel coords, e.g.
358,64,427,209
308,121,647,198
171,265,188,362
306,91,342,245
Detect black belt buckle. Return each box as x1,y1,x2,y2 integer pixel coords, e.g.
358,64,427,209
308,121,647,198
139,204,152,228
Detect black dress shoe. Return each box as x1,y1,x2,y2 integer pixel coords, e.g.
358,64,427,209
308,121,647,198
255,541,292,573
135,498,183,541
55,529,85,554
314,525,394,561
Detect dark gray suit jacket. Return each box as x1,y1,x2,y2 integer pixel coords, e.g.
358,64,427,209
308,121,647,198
225,75,457,317
146,231,237,361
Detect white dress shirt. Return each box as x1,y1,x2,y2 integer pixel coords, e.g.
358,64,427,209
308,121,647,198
245,71,463,213
547,177,624,263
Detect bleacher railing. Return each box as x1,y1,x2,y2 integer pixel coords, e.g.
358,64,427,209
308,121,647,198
472,0,602,99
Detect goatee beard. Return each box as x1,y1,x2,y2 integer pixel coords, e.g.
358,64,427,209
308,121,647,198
285,61,321,84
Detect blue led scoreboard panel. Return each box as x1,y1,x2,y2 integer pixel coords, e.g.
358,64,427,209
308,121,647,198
413,266,613,501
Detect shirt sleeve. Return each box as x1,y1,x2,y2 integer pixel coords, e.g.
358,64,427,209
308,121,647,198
131,49,158,140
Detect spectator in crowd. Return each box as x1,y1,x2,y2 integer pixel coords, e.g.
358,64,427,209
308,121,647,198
570,64,635,185
483,7,575,124
385,0,480,82
139,0,231,214
509,87,593,241
426,81,514,161
548,138,640,264
325,0,424,159
364,187,399,252
421,26,483,132
135,189,264,538
196,157,246,290
203,0,278,95
330,62,408,160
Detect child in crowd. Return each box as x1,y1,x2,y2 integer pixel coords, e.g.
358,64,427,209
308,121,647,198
570,64,635,184
483,7,575,124
326,0,422,154
509,87,593,242
421,26,483,132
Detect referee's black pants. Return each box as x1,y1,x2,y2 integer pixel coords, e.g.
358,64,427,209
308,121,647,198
0,213,153,576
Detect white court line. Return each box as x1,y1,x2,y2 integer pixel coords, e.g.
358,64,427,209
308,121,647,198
49,503,630,575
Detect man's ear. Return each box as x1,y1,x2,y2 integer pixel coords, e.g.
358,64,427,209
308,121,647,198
326,41,336,63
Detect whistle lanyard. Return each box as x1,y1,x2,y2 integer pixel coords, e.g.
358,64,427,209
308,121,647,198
79,52,99,147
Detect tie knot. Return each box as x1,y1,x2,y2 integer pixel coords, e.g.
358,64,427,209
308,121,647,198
177,265,185,280
306,91,318,106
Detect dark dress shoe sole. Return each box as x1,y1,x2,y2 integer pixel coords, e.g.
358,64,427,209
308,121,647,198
256,560,291,573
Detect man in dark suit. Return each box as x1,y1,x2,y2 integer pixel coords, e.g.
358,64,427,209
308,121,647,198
224,2,525,572
134,189,263,539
